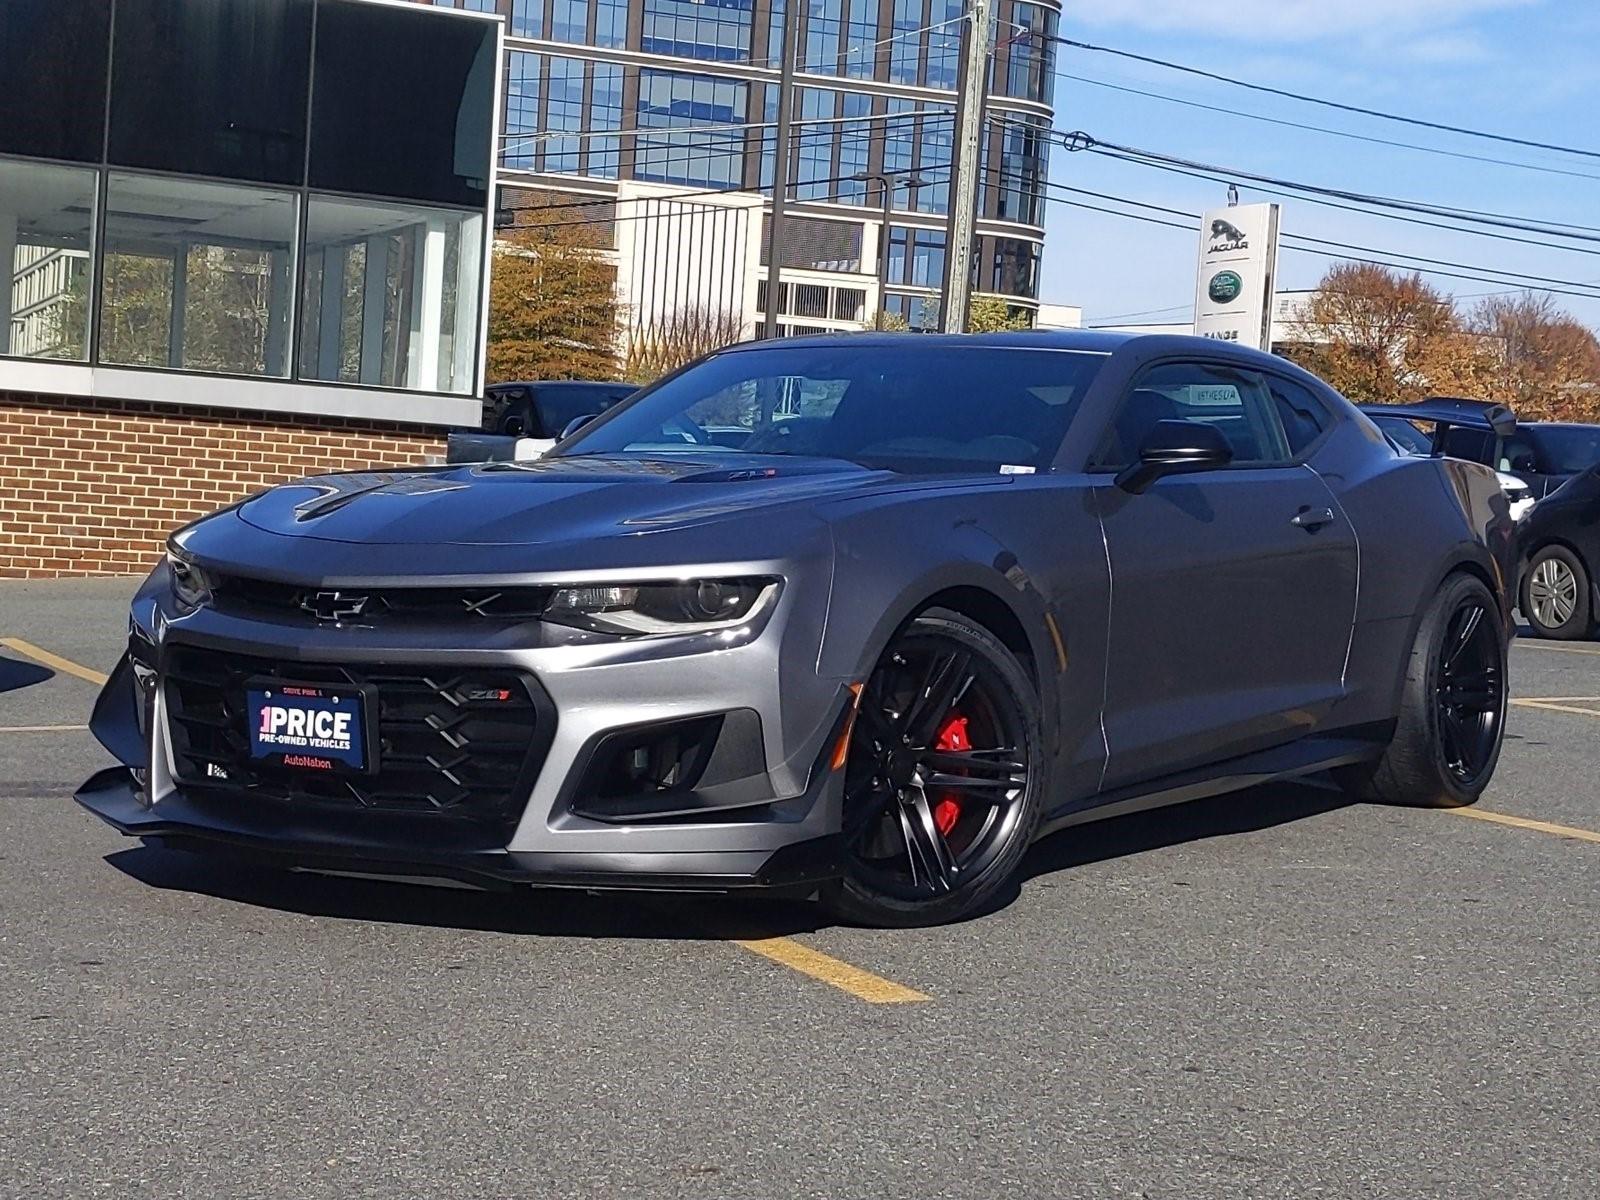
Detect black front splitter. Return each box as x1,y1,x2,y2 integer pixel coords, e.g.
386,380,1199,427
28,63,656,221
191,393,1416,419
74,768,842,895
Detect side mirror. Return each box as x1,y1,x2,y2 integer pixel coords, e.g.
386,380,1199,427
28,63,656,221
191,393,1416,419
559,414,595,441
1115,420,1233,494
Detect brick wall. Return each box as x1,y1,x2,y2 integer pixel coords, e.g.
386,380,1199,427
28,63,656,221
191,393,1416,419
0,391,447,578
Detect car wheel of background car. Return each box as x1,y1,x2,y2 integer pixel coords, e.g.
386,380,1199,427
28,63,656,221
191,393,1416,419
1339,573,1507,808
1520,545,1592,640
821,608,1046,928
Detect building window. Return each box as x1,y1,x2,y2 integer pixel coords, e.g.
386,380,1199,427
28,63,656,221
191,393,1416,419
310,0,497,208
509,0,543,37
502,51,542,171
985,235,1040,298
1002,2,1058,104
543,55,586,175
925,0,963,89
0,0,113,164
589,63,625,179
595,0,627,47
915,112,954,215
794,88,836,201
834,92,873,205
552,0,587,41
802,1,841,73
636,70,748,187
108,0,313,187
992,115,1049,225
298,196,484,394
888,226,946,287
641,0,755,63
0,160,98,362
889,0,922,85
843,0,876,80
99,173,298,378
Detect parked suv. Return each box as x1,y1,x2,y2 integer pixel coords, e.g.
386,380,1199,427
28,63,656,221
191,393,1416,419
1438,419,1600,499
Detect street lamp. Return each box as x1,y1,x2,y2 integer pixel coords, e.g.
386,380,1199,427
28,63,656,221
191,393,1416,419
853,170,926,331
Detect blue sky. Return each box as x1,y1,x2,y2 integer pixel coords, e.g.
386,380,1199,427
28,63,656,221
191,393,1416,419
1038,0,1600,331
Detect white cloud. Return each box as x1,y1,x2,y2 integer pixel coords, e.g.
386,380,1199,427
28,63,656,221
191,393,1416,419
1078,0,1536,43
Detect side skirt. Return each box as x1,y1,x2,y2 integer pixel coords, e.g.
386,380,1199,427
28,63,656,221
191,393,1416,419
1039,723,1393,838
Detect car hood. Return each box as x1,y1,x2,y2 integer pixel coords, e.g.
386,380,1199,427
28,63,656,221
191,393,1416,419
233,454,997,546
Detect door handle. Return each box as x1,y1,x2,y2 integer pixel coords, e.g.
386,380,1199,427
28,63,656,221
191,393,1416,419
1290,506,1336,530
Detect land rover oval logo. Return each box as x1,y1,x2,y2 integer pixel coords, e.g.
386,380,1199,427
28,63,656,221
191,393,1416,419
1208,270,1244,304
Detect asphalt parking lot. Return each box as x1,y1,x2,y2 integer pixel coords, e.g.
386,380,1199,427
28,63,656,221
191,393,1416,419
2,578,1598,1199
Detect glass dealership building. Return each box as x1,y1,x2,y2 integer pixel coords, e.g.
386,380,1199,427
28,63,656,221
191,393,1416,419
0,0,498,577
422,0,1059,331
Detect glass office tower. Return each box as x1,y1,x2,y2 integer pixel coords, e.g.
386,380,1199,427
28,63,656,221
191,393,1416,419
425,0,1058,329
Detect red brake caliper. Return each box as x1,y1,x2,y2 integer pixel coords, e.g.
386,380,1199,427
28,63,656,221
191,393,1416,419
931,715,970,837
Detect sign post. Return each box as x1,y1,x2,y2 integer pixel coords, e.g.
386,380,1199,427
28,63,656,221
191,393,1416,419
1193,202,1280,350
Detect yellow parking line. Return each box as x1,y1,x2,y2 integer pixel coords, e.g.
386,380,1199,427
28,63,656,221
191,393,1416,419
1512,698,1600,719
0,637,109,687
731,936,930,1004
0,724,90,733
1451,808,1600,846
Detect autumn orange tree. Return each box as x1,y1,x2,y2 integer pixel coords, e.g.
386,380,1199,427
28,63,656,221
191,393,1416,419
1279,263,1600,417
485,218,620,383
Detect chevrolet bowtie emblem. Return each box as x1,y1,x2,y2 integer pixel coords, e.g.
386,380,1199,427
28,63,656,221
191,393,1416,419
301,590,369,622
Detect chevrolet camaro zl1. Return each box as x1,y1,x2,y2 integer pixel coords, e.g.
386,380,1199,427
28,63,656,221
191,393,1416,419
77,331,1515,926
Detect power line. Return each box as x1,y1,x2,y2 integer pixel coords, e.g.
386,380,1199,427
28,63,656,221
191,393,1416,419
1068,133,1600,239
1047,35,1600,162
1053,73,1600,185
499,105,952,151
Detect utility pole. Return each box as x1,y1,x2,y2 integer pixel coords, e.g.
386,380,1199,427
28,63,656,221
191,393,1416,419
939,0,994,333
762,0,802,339
855,170,924,330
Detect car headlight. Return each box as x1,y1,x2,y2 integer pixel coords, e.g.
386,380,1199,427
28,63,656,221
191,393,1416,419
166,546,211,610
543,578,779,636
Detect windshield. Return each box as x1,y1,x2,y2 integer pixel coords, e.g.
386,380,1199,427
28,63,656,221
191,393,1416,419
557,344,1107,474
1529,426,1600,475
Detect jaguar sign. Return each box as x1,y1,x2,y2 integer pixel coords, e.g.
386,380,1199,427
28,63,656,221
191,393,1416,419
1194,203,1280,350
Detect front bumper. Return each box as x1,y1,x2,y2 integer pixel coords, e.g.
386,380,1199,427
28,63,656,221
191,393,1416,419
83,554,853,893
75,767,843,892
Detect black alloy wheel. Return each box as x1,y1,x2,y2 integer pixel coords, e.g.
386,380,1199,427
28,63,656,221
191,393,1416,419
1434,595,1505,789
1339,573,1507,808
823,608,1044,927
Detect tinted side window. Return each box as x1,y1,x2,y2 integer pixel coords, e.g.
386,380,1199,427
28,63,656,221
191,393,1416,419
1092,362,1292,469
1266,376,1331,456
1439,428,1493,463
108,0,313,185
0,0,112,162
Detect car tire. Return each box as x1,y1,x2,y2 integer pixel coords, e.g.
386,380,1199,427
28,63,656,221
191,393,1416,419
1520,544,1592,640
821,608,1046,928
1340,573,1507,808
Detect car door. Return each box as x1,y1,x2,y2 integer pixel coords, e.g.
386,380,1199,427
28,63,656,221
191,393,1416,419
1091,360,1359,791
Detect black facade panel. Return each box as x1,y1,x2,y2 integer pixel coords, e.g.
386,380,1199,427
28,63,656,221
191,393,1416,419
107,0,313,185
309,0,495,208
0,0,112,163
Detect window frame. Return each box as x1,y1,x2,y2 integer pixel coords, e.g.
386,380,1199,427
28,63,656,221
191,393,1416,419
1086,357,1323,474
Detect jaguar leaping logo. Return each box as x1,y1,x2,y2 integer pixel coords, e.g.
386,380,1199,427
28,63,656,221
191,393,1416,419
1210,218,1249,250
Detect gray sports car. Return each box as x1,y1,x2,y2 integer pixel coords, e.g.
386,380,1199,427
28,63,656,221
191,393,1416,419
78,331,1516,926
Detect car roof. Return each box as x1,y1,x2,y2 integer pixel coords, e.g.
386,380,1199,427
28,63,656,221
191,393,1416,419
715,327,1309,364
1357,398,1516,434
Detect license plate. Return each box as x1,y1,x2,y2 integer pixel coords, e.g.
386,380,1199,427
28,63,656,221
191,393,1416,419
246,680,370,773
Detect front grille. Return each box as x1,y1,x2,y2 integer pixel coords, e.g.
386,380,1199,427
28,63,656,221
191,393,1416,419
210,574,551,624
163,644,548,827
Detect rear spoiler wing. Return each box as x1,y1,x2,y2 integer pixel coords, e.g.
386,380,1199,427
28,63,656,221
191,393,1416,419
1359,398,1517,455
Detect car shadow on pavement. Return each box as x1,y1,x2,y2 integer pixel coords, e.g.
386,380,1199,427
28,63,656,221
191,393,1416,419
104,778,1354,935
103,844,827,940
0,655,54,694
1014,778,1354,888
